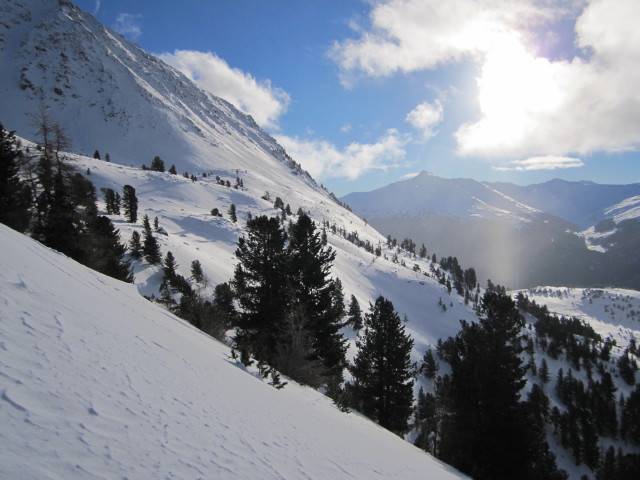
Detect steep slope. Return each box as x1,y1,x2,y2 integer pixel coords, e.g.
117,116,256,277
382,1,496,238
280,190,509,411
1,0,480,364
0,224,468,479
0,0,304,183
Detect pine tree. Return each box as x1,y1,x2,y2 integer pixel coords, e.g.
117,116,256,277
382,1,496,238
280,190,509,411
421,348,439,379
128,230,143,259
347,294,363,329
286,212,346,384
0,124,31,232
232,215,288,363
142,214,161,264
228,204,237,223
93,150,100,159
168,164,177,175
83,215,133,282
190,259,206,285
162,251,178,283
349,296,414,435
150,155,165,172
439,291,532,480
122,185,138,223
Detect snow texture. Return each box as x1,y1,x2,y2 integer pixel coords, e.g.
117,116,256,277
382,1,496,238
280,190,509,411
0,225,467,480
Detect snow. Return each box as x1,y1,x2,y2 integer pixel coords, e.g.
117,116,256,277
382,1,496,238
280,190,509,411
513,286,640,350
342,171,539,224
0,225,467,480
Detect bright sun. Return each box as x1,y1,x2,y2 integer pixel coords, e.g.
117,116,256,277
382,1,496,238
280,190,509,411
461,32,565,153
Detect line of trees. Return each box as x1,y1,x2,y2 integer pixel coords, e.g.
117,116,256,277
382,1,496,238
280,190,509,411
0,119,132,283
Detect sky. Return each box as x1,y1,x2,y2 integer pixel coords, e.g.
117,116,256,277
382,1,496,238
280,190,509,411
73,0,640,196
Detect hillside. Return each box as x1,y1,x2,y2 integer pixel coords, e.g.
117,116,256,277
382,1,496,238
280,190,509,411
2,0,640,477
0,224,467,479
342,172,640,289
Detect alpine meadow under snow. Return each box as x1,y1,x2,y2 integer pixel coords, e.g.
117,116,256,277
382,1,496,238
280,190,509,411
2,0,640,479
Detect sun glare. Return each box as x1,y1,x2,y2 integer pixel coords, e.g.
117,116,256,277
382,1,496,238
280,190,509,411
464,33,564,151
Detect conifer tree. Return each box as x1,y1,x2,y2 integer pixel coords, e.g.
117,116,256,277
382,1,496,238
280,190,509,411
287,213,346,384
439,291,536,480
0,124,31,232
142,214,161,264
421,348,439,379
347,294,363,329
190,259,205,285
122,185,138,223
128,230,143,259
232,215,288,363
349,296,414,435
162,251,178,283
150,155,165,172
84,215,133,282
228,204,237,223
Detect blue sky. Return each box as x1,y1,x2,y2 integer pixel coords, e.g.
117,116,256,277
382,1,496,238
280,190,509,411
74,0,640,196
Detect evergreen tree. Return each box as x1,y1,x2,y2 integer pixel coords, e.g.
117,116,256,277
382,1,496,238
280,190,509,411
347,294,363,329
101,188,119,215
211,282,236,331
162,251,178,283
128,230,143,259
286,213,346,384
93,150,100,159
122,185,138,223
190,259,206,285
83,215,133,282
228,203,237,223
168,164,177,175
232,215,288,363
439,291,534,480
0,124,31,232
540,358,550,384
142,214,161,264
421,348,439,379
150,155,165,172
349,296,414,435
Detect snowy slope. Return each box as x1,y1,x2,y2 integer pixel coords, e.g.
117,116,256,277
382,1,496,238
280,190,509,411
68,150,477,360
514,286,640,350
342,171,541,224
0,224,467,480
0,0,305,182
491,179,640,229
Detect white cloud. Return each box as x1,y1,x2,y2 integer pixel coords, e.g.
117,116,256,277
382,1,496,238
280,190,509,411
92,0,101,15
274,130,408,179
329,0,572,84
159,50,290,130
406,100,443,138
331,0,640,160
113,13,142,40
493,156,584,171
340,123,352,133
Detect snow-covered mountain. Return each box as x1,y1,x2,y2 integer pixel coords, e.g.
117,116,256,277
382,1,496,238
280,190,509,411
343,171,543,224
489,179,640,230
342,172,640,289
0,224,467,480
3,1,640,477
0,0,304,182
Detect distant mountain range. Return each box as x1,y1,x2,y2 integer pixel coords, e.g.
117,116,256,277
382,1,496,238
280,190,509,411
342,172,640,289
